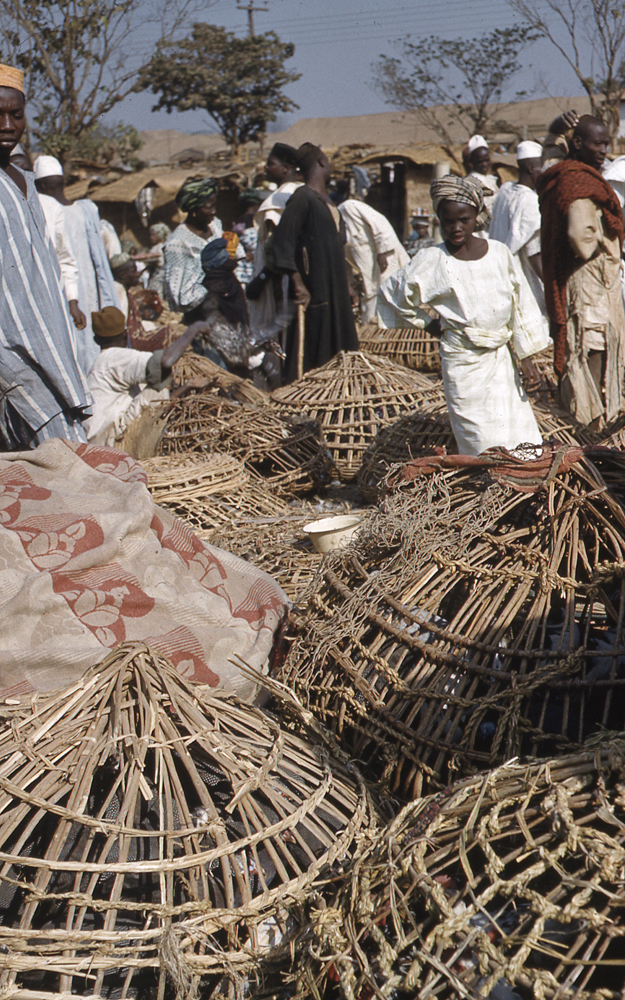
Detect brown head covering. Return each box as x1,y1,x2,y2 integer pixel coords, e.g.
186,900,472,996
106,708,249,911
0,64,24,94
92,306,126,339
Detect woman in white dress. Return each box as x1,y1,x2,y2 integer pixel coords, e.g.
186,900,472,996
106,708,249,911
377,175,549,456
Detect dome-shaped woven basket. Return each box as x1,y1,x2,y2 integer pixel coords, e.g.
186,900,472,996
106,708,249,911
358,325,442,372
142,453,292,535
297,743,625,1000
0,643,374,1000
172,354,269,406
272,351,447,481
158,392,335,496
278,445,625,798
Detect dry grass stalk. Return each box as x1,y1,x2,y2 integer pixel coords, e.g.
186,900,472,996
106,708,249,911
158,392,335,497
272,351,447,482
0,642,375,999
278,451,625,798
295,742,625,1000
358,325,442,372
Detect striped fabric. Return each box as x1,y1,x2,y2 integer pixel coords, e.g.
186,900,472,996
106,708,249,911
0,170,91,446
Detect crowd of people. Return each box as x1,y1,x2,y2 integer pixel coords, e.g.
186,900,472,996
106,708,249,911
1,53,624,461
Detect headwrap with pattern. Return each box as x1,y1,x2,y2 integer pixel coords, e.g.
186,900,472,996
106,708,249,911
430,175,485,216
175,177,218,213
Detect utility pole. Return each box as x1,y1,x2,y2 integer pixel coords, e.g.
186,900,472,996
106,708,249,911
236,0,268,37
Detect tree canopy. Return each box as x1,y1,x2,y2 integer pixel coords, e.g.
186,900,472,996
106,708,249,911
508,0,625,139
140,24,301,153
373,26,539,148
0,0,208,163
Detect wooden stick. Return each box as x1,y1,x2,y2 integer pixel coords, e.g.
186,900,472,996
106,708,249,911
297,303,305,381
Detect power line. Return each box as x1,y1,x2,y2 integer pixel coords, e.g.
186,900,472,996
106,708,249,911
236,0,269,36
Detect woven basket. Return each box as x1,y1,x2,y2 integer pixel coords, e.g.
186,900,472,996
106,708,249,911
143,453,293,536
358,325,442,372
0,643,374,999
158,392,336,497
278,447,625,798
172,353,269,406
272,351,447,481
297,743,625,1000
358,410,456,502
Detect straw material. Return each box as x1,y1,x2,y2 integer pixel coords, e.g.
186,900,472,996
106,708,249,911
142,453,293,534
158,392,335,496
278,447,625,798
272,351,447,481
0,643,375,999
358,325,442,372
205,506,326,601
172,353,269,406
297,743,625,1000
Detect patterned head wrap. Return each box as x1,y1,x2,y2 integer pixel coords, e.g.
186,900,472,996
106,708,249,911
200,238,231,272
175,177,218,213
430,175,485,216
149,222,171,241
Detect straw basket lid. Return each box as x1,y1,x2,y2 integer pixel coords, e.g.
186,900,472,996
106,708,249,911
158,391,336,497
143,453,293,537
173,353,270,407
142,452,249,500
357,325,442,372
272,351,447,481
278,444,625,798
0,643,374,999
299,743,625,1000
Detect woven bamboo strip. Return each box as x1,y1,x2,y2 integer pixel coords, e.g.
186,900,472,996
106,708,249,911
358,325,442,371
0,643,375,998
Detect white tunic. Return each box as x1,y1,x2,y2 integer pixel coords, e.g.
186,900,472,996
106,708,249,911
338,199,409,322
489,182,549,339
36,192,79,303
377,240,549,456
85,347,169,446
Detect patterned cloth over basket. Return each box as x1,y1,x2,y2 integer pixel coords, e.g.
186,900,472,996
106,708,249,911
277,443,625,797
0,440,288,702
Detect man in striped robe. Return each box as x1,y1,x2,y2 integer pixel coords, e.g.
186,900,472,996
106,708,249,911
0,64,91,449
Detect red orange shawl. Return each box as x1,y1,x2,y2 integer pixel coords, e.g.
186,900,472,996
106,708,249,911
537,159,623,376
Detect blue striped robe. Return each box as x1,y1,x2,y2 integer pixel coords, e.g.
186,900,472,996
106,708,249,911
0,169,91,442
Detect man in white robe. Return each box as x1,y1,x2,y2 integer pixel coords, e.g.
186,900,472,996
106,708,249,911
338,196,409,323
467,135,500,229
34,155,118,375
489,140,550,342
34,187,86,333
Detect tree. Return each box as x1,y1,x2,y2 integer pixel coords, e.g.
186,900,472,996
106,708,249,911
0,0,211,163
71,122,144,168
140,24,301,155
507,0,625,139
373,26,539,149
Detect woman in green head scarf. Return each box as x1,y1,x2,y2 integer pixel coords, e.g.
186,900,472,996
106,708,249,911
163,177,223,313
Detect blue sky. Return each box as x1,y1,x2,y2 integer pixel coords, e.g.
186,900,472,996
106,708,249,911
118,0,590,134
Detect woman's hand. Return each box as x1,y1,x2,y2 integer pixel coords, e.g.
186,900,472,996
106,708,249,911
520,356,541,393
291,272,311,310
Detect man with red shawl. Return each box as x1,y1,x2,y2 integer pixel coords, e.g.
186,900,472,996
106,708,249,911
538,115,625,428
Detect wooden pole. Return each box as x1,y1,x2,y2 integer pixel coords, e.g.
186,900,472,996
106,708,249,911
297,303,305,381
